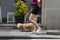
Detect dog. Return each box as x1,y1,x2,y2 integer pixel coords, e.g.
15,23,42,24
17,23,34,32
23,23,34,31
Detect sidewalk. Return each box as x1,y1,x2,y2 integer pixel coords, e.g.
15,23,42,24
0,27,60,39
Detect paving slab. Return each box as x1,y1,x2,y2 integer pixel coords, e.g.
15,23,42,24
0,29,60,39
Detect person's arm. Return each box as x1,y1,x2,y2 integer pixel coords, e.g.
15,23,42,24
38,0,40,3
37,0,40,7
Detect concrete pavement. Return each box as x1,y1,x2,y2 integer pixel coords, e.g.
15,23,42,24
0,28,60,39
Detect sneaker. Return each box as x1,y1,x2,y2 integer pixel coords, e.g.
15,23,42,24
36,27,42,33
36,28,43,35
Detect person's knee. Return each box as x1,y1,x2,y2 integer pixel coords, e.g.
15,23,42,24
29,18,31,22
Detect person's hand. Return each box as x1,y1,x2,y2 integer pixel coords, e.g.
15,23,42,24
29,9,32,13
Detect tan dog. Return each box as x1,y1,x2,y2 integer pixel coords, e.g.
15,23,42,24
23,23,34,31
17,23,34,31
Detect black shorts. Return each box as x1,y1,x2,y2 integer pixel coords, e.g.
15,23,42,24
32,4,39,15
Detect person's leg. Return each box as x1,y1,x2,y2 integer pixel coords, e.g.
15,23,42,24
29,13,37,32
29,13,41,32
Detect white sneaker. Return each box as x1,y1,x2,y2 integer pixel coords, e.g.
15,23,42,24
36,27,42,33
